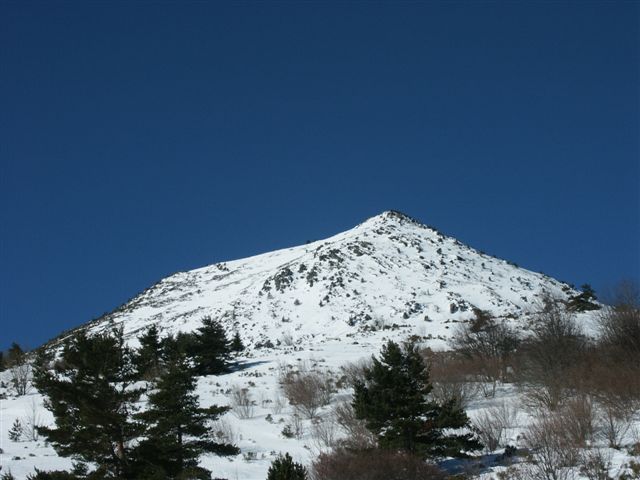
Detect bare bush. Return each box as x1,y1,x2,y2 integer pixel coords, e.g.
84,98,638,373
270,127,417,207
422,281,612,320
10,363,31,396
211,418,238,444
230,385,255,419
423,349,479,409
312,448,445,480
515,297,587,410
449,313,519,397
282,370,333,419
557,395,596,447
339,358,372,390
474,402,518,452
332,401,376,450
290,412,305,439
525,415,580,480
599,403,632,449
21,397,42,441
310,414,338,452
598,281,640,361
271,391,286,415
579,449,612,480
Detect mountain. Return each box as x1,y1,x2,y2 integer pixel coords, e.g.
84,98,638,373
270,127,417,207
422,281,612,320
3,211,612,480
64,210,576,350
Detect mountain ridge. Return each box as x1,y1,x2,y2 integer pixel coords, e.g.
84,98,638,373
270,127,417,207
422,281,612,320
50,211,577,351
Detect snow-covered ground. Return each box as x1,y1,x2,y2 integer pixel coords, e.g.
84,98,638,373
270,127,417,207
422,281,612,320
2,211,636,478
1,333,639,479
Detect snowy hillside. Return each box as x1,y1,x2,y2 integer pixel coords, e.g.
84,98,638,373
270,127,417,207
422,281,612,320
4,211,624,480
66,210,575,349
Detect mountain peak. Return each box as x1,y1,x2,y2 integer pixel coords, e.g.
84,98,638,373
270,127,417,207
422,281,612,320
359,210,421,228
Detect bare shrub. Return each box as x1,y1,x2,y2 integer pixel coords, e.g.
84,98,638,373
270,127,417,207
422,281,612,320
474,402,518,452
332,401,376,450
515,297,587,410
449,312,519,397
598,281,640,361
271,391,286,415
21,397,42,441
211,418,238,444
231,385,255,419
312,448,445,480
525,415,580,480
310,414,338,452
423,349,479,409
564,395,596,446
579,449,612,480
282,370,333,419
339,358,372,390
289,412,305,439
10,363,31,396
599,402,632,449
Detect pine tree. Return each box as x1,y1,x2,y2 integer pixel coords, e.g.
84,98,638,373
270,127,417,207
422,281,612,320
231,331,244,353
33,328,144,478
135,325,163,379
568,284,600,312
136,351,239,479
353,340,481,458
266,453,308,480
7,342,25,366
190,317,231,375
9,418,23,442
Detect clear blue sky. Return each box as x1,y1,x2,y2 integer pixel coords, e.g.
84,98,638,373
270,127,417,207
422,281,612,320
1,1,638,350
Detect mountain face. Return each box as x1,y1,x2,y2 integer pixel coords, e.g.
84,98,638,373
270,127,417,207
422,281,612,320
74,211,574,349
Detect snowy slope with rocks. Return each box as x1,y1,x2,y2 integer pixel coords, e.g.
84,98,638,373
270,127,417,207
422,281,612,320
68,210,576,349
3,211,620,480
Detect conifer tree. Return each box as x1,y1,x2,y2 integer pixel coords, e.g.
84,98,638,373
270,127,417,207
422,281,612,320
33,328,144,478
7,342,25,366
353,340,481,458
190,317,231,375
231,331,245,353
135,325,163,379
136,350,239,479
9,418,23,442
266,453,308,480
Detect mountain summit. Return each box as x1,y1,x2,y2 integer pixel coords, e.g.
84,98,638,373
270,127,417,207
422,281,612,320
74,211,573,349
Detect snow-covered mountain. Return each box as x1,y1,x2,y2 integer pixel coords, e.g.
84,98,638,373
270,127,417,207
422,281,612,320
4,211,625,480
66,210,575,350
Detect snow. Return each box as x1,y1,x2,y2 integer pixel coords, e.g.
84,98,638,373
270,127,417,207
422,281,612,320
1,211,633,479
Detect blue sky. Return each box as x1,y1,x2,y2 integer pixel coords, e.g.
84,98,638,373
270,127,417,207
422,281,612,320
1,1,638,350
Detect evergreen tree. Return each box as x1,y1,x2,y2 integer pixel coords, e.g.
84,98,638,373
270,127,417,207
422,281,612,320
266,453,308,480
568,284,600,312
190,317,231,375
9,418,23,442
135,325,163,379
7,342,25,366
353,340,481,458
230,331,244,353
136,351,239,479
33,328,144,479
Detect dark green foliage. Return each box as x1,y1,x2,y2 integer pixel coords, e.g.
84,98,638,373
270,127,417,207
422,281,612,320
33,328,144,479
162,332,197,360
568,284,600,312
230,331,244,353
9,418,23,442
136,351,239,479
135,325,163,379
7,342,25,366
353,340,481,458
266,453,308,480
190,317,231,375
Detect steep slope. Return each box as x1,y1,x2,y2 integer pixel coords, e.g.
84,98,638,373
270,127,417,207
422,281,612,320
74,210,574,349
